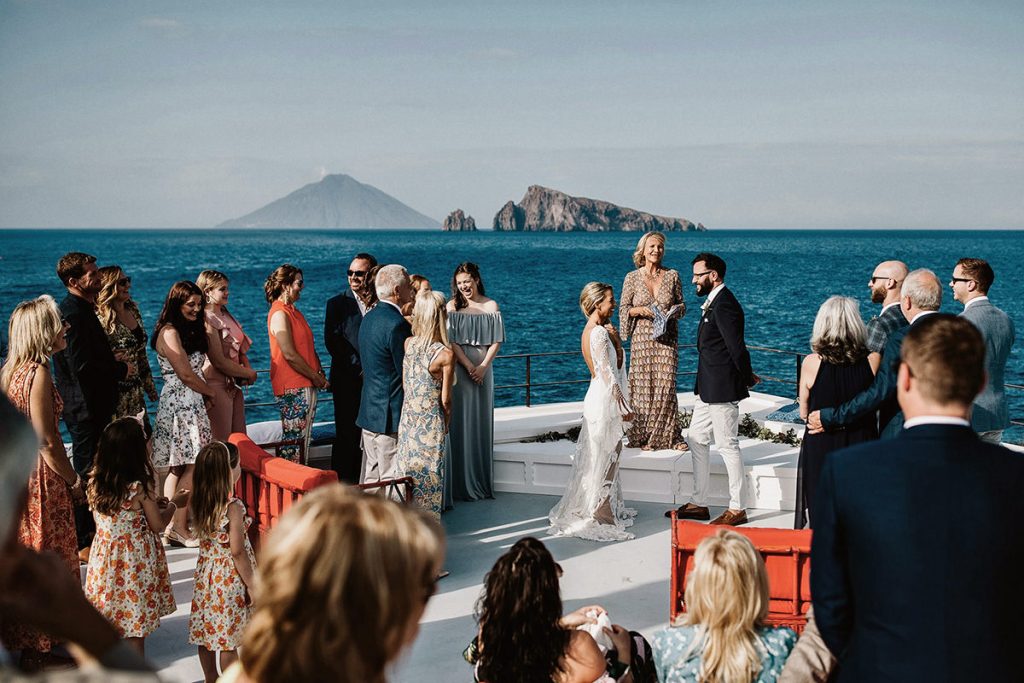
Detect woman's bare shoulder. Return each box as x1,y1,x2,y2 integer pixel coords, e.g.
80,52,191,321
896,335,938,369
562,630,607,681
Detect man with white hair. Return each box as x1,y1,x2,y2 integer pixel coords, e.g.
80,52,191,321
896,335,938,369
355,265,415,484
807,269,942,439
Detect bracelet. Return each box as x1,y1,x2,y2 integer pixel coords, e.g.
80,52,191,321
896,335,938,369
68,474,82,490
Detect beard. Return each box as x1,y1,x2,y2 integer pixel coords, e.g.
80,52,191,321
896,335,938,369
870,285,886,304
695,281,711,297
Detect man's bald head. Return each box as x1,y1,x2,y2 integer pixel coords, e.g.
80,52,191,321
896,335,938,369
869,260,909,305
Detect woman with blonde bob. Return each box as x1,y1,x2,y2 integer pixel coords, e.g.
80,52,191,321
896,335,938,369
653,530,796,683
223,486,444,683
397,290,455,522
794,295,878,528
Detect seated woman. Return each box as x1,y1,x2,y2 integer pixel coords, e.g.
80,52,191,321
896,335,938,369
468,537,641,683
221,486,443,683
653,530,797,683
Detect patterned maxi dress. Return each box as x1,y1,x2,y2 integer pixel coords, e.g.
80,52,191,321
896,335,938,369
151,352,212,468
85,482,176,637
396,340,447,521
619,269,686,450
189,498,256,651
1,362,79,653
104,301,158,430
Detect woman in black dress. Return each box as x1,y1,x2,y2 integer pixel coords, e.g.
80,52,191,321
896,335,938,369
795,296,881,529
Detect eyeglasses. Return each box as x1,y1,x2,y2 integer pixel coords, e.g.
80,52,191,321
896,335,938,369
950,277,974,285
692,270,714,278
347,270,367,278
117,277,131,286
869,276,889,282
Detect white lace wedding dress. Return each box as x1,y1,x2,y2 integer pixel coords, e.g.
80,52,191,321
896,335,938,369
548,325,637,542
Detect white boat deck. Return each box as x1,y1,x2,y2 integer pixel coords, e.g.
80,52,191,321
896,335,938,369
149,393,801,682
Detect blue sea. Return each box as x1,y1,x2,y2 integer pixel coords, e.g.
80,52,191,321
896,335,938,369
2,229,1021,428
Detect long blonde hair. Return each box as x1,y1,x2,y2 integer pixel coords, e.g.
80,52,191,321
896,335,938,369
240,486,444,683
810,295,868,365
681,530,769,683
1,295,63,392
190,441,239,538
632,231,666,268
410,290,449,349
95,265,127,334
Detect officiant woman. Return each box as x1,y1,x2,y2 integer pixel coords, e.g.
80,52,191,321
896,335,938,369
619,231,687,451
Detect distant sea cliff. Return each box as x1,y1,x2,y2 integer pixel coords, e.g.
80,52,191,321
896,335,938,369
492,185,703,232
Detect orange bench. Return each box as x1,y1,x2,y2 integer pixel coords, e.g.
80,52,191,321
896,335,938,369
670,519,812,633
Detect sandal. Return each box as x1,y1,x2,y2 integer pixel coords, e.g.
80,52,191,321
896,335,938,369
672,441,690,452
165,528,200,548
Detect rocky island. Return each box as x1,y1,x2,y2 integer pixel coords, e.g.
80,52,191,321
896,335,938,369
442,209,477,231
492,185,702,232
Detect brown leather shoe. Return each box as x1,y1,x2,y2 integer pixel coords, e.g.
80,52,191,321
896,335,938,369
665,502,711,520
710,509,748,526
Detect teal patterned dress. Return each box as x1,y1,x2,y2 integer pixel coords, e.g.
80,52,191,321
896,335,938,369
653,624,797,683
396,340,447,520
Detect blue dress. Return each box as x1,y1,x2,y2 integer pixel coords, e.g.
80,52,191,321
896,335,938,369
653,625,797,683
396,340,446,521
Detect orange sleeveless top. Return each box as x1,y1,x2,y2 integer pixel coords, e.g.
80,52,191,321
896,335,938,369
267,300,318,395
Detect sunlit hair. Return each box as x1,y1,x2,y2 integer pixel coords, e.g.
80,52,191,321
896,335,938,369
451,262,486,311
56,251,96,287
411,290,449,348
190,441,239,539
95,265,130,334
150,280,208,355
901,314,985,406
88,418,154,516
196,269,229,305
410,274,430,293
679,530,769,683
955,257,994,294
1,295,63,393
900,269,942,311
365,265,382,307
240,486,443,683
374,264,410,301
632,231,666,268
264,264,302,303
809,295,868,365
579,282,614,318
475,537,570,683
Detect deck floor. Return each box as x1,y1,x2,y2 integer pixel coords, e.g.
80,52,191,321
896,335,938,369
146,491,791,683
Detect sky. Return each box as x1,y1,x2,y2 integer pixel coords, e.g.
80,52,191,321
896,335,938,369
0,0,1022,229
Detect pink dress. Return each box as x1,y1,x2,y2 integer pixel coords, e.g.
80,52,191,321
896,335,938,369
203,309,253,440
188,498,256,650
1,362,78,653
85,482,176,637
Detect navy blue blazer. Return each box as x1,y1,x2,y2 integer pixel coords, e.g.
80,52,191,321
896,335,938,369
693,286,755,403
324,288,363,385
355,302,410,434
811,424,1024,681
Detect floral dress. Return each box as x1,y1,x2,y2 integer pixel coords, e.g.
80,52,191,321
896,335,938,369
396,340,447,521
104,300,158,428
188,498,256,650
85,482,176,637
1,362,78,653
151,351,212,468
653,625,797,683
619,268,686,450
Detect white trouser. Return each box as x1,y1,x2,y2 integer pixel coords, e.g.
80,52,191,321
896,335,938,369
687,396,744,510
360,429,400,485
977,430,1004,445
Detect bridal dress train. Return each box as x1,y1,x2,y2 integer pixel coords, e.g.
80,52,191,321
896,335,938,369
548,325,637,542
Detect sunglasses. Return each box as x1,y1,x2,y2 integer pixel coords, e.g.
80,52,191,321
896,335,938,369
117,276,132,286
347,270,367,278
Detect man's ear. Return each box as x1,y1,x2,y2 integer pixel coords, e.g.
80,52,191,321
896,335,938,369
897,361,913,394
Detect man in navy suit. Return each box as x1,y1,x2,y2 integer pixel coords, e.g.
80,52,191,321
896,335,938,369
355,264,414,484
669,252,758,526
324,252,377,483
807,268,942,439
811,314,1024,681
951,257,1016,444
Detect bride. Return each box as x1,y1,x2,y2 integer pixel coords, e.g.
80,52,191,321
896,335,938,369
549,282,638,542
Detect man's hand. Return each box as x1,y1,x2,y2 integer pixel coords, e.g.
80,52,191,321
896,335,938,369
806,410,825,434
749,373,761,387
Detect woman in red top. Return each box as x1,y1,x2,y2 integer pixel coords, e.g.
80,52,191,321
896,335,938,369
265,265,328,463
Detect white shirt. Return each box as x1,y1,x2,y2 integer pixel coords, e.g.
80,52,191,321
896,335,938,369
380,299,403,314
880,301,901,316
903,415,971,429
910,310,938,325
353,289,368,316
963,295,989,310
702,283,726,310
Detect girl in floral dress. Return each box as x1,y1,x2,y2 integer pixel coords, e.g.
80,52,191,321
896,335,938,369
188,441,256,683
85,417,178,654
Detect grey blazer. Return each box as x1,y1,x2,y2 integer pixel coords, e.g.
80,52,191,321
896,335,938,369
961,298,1015,432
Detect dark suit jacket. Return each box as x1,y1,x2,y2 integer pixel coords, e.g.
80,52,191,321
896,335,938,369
811,424,1024,681
960,299,1016,432
52,293,127,424
693,286,754,403
324,288,364,385
355,302,410,434
819,320,910,439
